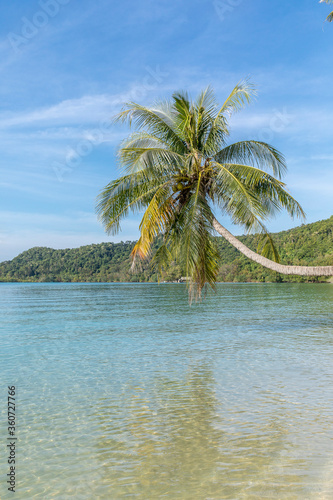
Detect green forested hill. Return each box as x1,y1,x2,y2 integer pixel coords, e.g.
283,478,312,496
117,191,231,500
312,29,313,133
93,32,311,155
1,216,332,283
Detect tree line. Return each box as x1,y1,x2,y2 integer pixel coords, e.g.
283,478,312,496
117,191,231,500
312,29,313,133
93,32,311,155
0,216,332,283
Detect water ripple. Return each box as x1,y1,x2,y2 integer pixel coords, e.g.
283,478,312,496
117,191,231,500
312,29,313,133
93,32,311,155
0,283,332,499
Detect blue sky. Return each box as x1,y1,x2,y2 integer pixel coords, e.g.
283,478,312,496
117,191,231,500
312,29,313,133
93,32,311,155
0,0,332,261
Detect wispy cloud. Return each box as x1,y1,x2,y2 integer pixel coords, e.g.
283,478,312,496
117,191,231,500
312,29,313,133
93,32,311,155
0,94,119,128
0,210,141,262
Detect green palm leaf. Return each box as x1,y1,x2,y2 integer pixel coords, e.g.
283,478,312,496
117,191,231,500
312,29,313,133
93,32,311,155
214,141,287,178
320,0,333,21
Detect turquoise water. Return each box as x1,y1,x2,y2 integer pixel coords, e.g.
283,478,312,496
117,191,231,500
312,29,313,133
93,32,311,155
0,282,333,499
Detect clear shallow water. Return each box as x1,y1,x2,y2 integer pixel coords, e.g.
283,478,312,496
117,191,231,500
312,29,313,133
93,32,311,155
0,282,333,499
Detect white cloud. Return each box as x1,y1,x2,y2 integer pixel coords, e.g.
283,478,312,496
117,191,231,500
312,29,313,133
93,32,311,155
0,94,119,129
0,71,174,130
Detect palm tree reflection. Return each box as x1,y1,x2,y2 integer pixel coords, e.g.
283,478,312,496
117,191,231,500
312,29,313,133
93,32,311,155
93,366,308,499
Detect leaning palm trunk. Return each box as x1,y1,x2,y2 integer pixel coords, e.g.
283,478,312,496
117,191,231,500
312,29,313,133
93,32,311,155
213,218,333,276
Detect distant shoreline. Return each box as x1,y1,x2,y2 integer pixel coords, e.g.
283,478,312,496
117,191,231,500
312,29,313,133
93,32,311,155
0,280,330,284
0,216,332,284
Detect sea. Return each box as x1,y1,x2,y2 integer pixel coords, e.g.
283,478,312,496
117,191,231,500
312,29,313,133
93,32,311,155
0,282,333,499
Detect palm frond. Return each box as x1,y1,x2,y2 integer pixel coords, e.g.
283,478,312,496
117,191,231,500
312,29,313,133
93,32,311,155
255,223,280,263
96,171,170,234
327,10,333,21
115,103,186,153
211,161,266,222
195,86,217,112
202,81,255,155
131,186,175,264
172,91,199,149
151,243,173,280
216,79,256,118
210,161,305,226
119,143,183,175
214,141,287,178
172,174,220,301
221,163,305,219
319,0,333,21
195,87,223,152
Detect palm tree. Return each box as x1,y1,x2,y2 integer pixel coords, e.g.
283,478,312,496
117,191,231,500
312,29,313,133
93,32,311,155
96,82,333,299
320,0,333,22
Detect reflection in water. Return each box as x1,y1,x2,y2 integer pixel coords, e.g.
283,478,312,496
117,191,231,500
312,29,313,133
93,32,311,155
103,367,224,498
1,283,333,499
93,366,318,499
